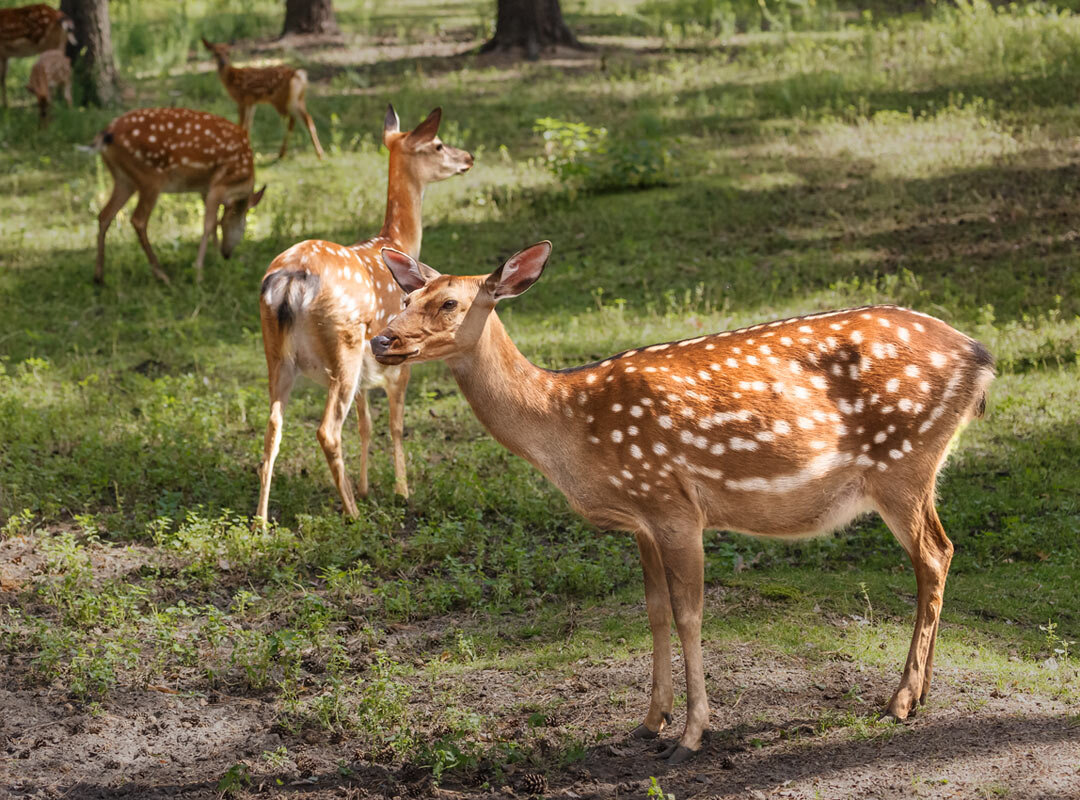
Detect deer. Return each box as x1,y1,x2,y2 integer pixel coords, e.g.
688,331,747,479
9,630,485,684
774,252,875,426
201,37,324,160
255,105,472,522
90,108,266,285
371,242,996,764
0,3,75,108
26,47,70,127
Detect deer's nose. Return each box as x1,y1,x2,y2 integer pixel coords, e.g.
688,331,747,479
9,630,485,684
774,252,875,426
371,334,396,355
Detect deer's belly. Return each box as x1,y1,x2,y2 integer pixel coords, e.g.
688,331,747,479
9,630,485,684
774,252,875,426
0,38,42,58
702,472,874,539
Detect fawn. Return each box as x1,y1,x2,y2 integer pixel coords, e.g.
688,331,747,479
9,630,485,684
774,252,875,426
256,105,472,522
202,37,324,160
372,242,995,763
92,108,265,284
26,48,70,127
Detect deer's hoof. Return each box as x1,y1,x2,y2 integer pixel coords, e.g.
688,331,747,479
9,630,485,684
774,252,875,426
631,724,659,740
655,742,698,765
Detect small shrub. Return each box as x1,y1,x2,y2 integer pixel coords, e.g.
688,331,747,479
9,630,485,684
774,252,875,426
533,117,675,194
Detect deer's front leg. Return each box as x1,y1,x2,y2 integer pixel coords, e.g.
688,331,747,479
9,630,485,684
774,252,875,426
632,531,674,739
195,188,224,282
660,529,708,764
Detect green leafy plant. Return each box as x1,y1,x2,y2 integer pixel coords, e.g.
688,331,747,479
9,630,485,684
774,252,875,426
533,117,674,194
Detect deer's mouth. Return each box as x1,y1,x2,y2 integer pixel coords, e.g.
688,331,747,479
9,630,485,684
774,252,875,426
373,348,418,366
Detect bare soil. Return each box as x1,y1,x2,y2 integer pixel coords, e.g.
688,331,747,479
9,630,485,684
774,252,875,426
4,634,1077,799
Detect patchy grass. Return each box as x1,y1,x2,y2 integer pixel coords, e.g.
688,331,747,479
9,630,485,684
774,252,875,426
1,0,1079,797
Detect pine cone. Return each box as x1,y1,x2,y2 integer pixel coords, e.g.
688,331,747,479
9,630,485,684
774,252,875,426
519,772,547,795
294,752,318,777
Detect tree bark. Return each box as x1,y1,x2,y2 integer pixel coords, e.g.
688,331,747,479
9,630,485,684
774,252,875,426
480,0,585,60
282,0,339,36
60,0,119,106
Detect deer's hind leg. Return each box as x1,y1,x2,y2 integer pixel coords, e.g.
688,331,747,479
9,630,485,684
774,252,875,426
877,487,954,720
256,345,298,524
95,171,136,284
317,359,362,519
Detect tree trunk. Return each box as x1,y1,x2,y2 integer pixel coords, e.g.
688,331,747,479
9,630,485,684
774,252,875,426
60,0,119,106
282,0,338,36
480,0,585,60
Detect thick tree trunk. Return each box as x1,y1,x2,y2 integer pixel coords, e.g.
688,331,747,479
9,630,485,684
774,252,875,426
282,0,338,36
60,0,119,106
480,0,585,60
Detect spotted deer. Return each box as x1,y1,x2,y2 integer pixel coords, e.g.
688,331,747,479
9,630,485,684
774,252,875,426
0,3,74,108
202,37,324,160
26,47,70,127
91,108,265,284
371,242,995,764
256,105,472,522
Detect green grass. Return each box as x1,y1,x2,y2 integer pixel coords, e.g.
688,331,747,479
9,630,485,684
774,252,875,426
1,0,1079,787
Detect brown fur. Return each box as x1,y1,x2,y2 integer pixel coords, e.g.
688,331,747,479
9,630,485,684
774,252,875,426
372,244,996,762
202,38,323,160
0,3,73,108
26,47,69,127
255,106,472,522
94,108,264,284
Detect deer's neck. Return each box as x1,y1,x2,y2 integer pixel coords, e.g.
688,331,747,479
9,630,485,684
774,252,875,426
447,314,574,473
380,158,423,259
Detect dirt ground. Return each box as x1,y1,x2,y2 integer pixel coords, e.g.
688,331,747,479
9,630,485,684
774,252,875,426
3,638,1078,800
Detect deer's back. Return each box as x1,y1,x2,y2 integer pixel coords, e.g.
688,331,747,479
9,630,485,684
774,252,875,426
0,5,66,58
552,306,993,536
102,108,254,193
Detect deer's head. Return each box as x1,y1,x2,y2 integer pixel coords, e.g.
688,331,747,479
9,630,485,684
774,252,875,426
201,37,231,69
371,242,552,365
382,104,473,186
220,186,266,258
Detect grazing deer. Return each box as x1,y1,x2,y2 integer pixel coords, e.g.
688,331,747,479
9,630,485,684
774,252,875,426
372,242,995,764
256,105,472,521
26,47,70,127
0,3,75,108
91,108,265,284
201,37,324,160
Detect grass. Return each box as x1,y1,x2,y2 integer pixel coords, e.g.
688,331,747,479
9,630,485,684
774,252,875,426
1,0,1079,790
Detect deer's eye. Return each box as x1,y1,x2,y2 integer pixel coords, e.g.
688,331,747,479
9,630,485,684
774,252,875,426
441,299,457,311
435,143,444,151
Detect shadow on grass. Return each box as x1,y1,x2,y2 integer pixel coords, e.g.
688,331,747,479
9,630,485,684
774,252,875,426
17,712,1079,798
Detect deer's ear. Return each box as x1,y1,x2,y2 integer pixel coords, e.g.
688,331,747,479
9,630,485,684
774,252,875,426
383,104,400,144
484,241,552,301
249,185,267,209
408,107,442,144
381,248,440,293
201,37,213,50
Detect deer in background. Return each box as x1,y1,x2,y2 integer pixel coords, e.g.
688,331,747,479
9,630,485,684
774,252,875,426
26,48,70,127
0,3,75,108
256,105,472,522
202,37,324,160
92,108,265,284
372,242,995,763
